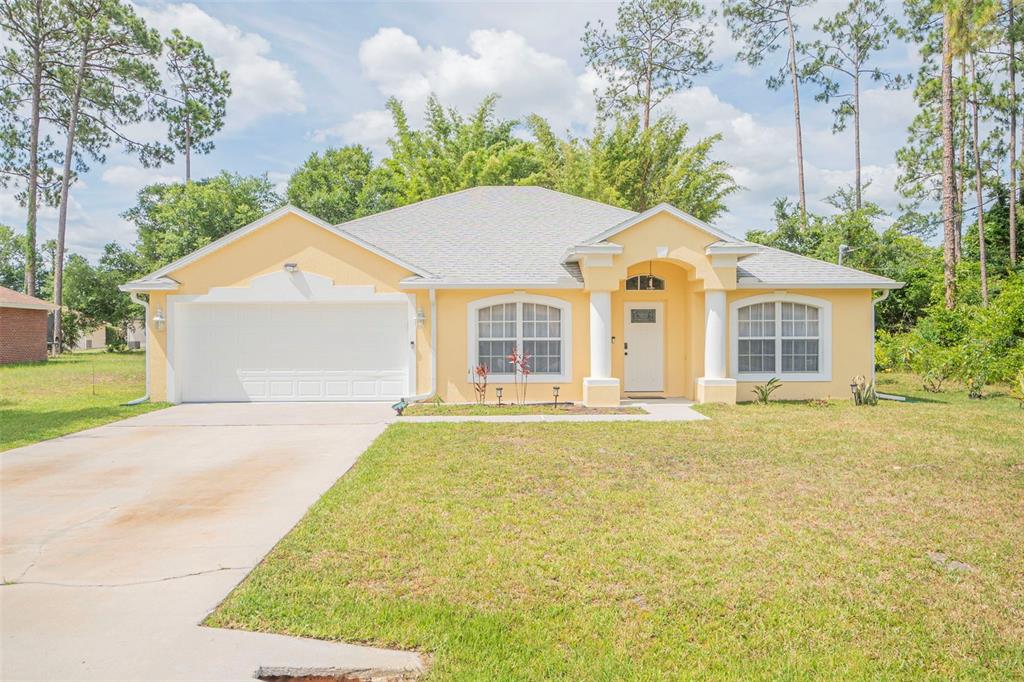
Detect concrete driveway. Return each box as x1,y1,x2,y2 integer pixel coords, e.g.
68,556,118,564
0,403,424,681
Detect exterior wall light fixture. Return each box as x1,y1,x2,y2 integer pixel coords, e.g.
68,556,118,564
153,306,166,331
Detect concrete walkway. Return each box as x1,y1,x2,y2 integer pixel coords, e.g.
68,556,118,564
399,399,707,423
1,403,424,681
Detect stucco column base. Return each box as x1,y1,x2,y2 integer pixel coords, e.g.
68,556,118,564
697,377,737,405
583,377,621,407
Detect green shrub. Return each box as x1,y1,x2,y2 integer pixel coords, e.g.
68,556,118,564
752,377,782,404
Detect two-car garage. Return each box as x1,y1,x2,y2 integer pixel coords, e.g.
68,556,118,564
165,270,417,403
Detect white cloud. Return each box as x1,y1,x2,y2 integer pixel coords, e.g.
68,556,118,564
102,165,181,192
319,27,596,148
136,2,306,132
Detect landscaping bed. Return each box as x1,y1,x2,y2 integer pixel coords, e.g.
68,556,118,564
210,373,1023,679
402,402,647,416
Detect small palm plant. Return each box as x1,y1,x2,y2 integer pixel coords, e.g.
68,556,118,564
851,375,878,406
752,377,782,405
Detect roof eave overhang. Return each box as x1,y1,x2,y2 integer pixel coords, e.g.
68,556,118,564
119,276,181,293
706,242,761,257
563,243,625,263
400,278,584,290
737,279,905,290
0,301,59,311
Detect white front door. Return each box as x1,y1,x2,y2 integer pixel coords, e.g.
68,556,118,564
624,302,664,392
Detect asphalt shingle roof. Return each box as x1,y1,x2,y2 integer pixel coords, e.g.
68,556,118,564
736,246,901,288
338,186,637,285
339,186,900,289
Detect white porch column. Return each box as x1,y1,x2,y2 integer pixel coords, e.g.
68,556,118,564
589,290,612,378
703,289,727,379
697,288,736,404
584,290,619,406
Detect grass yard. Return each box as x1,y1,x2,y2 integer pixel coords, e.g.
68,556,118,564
210,373,1024,680
0,351,166,451
403,402,647,416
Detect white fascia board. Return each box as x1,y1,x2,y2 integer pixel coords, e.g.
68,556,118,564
583,203,741,245
706,242,761,256
737,279,905,290
119,276,181,292
400,278,584,290
562,243,624,263
136,205,435,282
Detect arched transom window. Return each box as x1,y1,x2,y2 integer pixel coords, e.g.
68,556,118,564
470,295,572,380
625,274,665,290
730,295,832,381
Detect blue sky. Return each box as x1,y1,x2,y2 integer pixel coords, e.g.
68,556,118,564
1,1,921,262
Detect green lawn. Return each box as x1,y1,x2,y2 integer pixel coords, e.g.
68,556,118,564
0,351,167,451
209,373,1024,679
403,402,647,416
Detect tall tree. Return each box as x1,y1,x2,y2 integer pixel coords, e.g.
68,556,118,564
970,53,990,303
0,0,70,294
724,0,813,226
941,10,958,307
124,171,281,269
582,0,716,130
48,0,169,351
802,0,907,208
286,146,376,223
1007,0,1019,267
158,29,230,182
525,113,738,218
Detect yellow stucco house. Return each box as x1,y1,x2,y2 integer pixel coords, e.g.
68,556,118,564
121,186,902,406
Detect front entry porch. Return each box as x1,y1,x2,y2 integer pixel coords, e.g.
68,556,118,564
582,259,737,407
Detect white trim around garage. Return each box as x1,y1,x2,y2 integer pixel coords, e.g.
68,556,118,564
165,270,417,403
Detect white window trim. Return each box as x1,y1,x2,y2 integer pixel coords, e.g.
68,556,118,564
729,293,832,382
467,293,572,384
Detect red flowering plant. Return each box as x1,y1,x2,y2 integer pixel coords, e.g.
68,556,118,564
506,345,532,404
472,363,489,404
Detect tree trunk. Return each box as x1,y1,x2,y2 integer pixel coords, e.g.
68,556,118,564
1011,0,1019,267
941,12,958,309
53,32,89,353
786,8,807,227
24,0,43,296
184,119,192,182
970,56,988,305
854,68,862,209
643,44,653,131
956,58,967,263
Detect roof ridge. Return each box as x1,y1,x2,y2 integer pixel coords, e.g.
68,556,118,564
334,185,494,230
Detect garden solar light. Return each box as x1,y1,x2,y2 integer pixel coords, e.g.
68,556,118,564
496,386,503,406
552,385,560,407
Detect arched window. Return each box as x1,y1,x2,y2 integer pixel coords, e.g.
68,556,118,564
469,294,572,381
730,295,831,381
625,274,665,290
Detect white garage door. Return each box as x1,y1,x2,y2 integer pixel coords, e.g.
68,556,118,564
175,302,411,402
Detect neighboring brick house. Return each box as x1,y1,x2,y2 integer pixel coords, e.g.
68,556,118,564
0,286,58,364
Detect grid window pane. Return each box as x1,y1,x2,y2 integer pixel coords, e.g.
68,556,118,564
478,339,515,374
522,304,561,374
782,339,819,372
738,339,775,372
477,301,564,376
780,303,820,373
